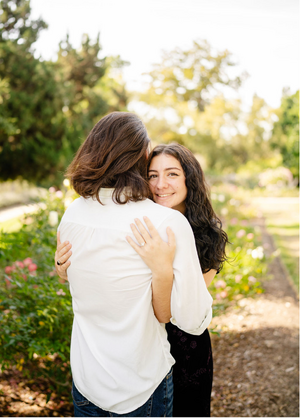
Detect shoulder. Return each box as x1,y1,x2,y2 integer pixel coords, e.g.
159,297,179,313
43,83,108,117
151,205,194,240
129,199,192,234
140,199,188,224
59,196,89,224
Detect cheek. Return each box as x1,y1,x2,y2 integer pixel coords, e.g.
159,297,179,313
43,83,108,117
149,183,155,194
175,180,187,197
149,183,157,199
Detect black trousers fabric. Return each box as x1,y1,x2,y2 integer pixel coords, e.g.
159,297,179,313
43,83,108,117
165,324,213,417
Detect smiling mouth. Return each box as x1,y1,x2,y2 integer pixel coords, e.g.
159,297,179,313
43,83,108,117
156,193,174,198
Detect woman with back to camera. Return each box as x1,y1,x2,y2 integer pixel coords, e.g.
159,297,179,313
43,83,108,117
56,142,228,417
56,113,213,417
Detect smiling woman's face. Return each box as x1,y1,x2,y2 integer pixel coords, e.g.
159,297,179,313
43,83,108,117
148,154,188,214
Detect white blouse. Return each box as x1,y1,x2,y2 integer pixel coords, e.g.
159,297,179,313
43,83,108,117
58,188,212,414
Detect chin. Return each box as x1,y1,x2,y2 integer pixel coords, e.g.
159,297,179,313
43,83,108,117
154,199,171,208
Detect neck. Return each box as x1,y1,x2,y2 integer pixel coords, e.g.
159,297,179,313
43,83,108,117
172,201,186,214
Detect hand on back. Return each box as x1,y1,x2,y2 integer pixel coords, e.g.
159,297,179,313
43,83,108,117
126,216,176,277
55,231,72,281
54,218,176,280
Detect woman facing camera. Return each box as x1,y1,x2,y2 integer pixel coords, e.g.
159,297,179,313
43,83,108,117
56,113,213,417
143,144,228,417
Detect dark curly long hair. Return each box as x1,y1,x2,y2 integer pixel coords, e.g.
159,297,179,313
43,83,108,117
148,143,229,273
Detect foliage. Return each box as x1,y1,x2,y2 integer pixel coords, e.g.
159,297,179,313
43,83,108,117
270,89,299,181
139,39,245,111
209,186,267,316
0,189,73,389
54,33,107,158
188,94,276,172
131,40,281,173
0,179,43,208
0,0,129,186
258,166,294,189
0,0,68,184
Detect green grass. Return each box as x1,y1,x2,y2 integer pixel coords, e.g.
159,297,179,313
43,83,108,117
0,217,23,233
266,223,299,291
253,197,299,292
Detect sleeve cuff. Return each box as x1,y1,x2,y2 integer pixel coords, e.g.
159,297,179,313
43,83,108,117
170,308,212,336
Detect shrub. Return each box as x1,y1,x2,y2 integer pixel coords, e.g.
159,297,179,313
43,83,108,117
0,189,73,391
210,186,268,316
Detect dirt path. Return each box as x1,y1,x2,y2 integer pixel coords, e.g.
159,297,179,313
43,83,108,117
0,203,40,223
210,217,299,417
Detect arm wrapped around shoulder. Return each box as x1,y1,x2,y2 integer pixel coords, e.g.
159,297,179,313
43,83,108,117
160,212,213,335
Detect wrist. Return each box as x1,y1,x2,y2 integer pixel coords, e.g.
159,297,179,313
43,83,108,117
152,267,173,282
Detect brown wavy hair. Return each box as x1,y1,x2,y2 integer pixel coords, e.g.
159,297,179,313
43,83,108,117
148,143,229,273
66,112,151,204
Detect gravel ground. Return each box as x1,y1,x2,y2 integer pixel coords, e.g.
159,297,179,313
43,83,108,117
210,218,299,417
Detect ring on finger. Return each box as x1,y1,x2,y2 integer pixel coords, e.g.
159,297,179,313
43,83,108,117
57,260,62,266
140,242,146,247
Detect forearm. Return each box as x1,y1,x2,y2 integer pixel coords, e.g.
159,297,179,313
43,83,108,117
203,269,217,287
151,266,173,323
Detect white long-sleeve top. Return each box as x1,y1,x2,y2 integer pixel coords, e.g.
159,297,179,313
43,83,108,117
58,188,212,414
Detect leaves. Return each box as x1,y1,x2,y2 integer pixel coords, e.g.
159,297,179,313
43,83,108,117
0,188,73,390
270,90,299,180
0,0,129,186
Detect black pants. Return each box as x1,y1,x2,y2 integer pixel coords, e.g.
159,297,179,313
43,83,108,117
166,325,213,417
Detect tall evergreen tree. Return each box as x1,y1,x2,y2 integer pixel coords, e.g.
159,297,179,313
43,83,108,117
0,0,67,184
55,34,108,154
0,1,129,185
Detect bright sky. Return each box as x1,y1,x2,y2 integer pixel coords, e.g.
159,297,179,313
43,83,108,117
30,0,299,109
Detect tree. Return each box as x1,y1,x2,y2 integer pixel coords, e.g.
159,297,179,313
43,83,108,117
0,0,67,184
270,89,299,180
0,0,130,185
133,40,252,170
139,40,246,112
55,36,129,157
132,40,284,173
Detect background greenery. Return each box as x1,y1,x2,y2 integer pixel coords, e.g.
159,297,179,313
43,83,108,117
0,0,298,406
0,0,298,186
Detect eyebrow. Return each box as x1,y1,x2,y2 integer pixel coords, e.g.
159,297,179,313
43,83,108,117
148,167,181,173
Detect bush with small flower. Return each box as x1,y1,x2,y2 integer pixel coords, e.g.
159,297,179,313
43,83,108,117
0,186,76,391
209,184,268,317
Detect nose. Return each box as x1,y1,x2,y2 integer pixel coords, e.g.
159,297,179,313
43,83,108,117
156,176,168,189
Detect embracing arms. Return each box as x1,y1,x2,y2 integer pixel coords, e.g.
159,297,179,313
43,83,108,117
55,217,216,328
125,217,175,323
55,225,175,323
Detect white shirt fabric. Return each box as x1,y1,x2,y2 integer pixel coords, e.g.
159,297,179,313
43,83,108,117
58,188,213,414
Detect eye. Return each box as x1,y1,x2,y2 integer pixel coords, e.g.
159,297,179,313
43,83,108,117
148,174,157,180
168,172,179,177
